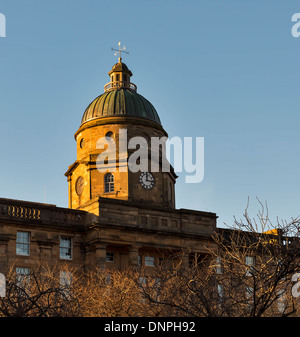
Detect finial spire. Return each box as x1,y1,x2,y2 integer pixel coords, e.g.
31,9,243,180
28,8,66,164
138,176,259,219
111,41,129,62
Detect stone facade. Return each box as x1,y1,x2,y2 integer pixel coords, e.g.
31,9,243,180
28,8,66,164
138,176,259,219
66,116,176,212
0,196,216,273
0,59,218,275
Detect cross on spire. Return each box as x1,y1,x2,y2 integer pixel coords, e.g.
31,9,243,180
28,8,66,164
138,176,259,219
111,41,129,62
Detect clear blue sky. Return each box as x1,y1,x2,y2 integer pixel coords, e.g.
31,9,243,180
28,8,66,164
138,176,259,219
1,0,300,228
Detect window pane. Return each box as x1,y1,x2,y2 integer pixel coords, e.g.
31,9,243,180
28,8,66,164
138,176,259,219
139,277,147,285
246,256,254,266
16,243,29,255
104,174,114,192
106,252,114,262
60,248,72,259
60,237,72,259
16,267,30,276
216,256,222,274
277,289,287,313
60,271,72,287
60,237,71,248
218,284,224,298
105,173,114,183
16,267,30,287
17,232,29,243
16,232,30,255
59,271,73,299
145,256,155,266
245,256,255,276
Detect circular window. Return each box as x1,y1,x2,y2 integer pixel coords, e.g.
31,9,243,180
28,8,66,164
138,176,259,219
80,138,85,149
105,131,114,141
75,176,84,196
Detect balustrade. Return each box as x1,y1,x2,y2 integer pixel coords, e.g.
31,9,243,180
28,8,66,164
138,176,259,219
0,200,84,226
104,81,137,92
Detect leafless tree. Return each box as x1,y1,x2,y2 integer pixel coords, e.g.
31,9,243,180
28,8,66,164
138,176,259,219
76,267,146,317
134,199,300,317
1,200,299,317
0,263,81,317
211,198,300,316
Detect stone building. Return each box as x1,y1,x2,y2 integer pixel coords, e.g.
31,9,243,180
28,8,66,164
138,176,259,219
0,57,217,276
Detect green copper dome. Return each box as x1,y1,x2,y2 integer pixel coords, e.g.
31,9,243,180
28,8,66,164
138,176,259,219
81,59,161,126
81,88,161,125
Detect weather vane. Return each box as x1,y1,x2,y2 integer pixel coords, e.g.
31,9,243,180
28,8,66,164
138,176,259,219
111,41,129,61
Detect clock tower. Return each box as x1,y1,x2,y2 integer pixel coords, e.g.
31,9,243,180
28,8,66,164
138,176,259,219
65,55,177,215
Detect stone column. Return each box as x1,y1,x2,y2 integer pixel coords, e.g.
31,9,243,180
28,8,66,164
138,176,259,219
181,251,190,269
128,245,140,267
95,242,107,270
37,241,53,264
0,235,9,272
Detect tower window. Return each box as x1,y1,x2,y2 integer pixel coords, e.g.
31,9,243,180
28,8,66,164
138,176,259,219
105,131,114,140
104,173,114,193
116,74,120,81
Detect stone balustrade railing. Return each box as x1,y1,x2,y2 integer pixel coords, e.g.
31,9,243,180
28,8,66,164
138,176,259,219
104,81,137,92
0,198,86,227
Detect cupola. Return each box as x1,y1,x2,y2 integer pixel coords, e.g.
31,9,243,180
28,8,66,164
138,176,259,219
104,57,137,92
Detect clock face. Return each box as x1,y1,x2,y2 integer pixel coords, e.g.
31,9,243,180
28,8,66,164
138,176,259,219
75,176,84,196
139,172,155,190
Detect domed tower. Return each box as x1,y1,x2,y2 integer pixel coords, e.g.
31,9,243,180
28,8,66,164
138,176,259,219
65,57,177,214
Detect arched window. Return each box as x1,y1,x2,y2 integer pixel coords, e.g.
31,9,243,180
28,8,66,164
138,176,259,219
105,131,114,140
104,173,114,193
